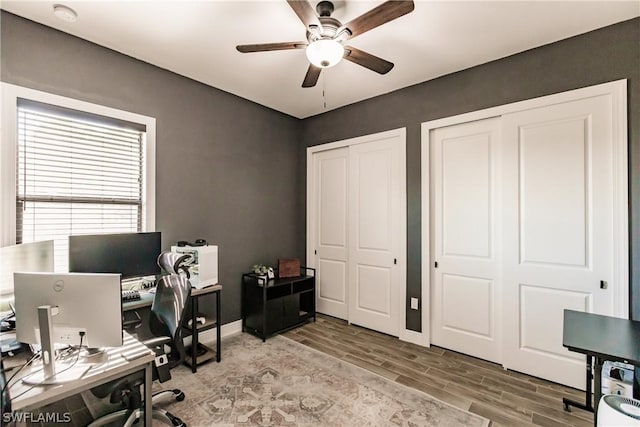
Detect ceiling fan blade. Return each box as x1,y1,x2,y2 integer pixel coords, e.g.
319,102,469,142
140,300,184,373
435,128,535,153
343,46,394,74
287,0,324,33
236,42,307,53
338,0,414,40
302,65,322,88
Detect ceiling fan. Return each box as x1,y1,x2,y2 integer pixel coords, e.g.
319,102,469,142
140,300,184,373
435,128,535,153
236,0,415,88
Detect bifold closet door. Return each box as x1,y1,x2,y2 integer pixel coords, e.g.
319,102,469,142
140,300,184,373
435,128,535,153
501,95,615,389
311,147,349,320
430,118,502,363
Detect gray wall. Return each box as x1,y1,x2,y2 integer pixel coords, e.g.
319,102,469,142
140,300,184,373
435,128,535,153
1,12,303,326
299,17,640,330
3,11,639,333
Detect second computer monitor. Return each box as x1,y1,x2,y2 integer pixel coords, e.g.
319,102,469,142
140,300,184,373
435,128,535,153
68,232,161,279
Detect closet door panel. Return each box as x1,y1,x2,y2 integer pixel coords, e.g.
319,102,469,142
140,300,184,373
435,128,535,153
311,148,349,319
430,118,501,363
502,94,614,389
348,136,404,336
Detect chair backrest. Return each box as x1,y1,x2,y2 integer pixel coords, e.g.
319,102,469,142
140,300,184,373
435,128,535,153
157,251,192,277
150,251,192,364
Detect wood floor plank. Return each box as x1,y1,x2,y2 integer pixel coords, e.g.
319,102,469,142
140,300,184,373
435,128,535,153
469,401,538,427
443,348,506,373
445,381,537,424
398,367,453,389
482,376,547,400
444,380,504,403
428,366,502,397
500,392,593,427
412,351,463,370
380,358,429,376
395,375,472,411
341,354,400,381
400,340,446,356
293,328,370,358
508,369,584,396
535,383,586,401
459,360,536,390
532,388,593,421
324,328,420,361
532,412,582,427
290,315,594,427
294,337,348,359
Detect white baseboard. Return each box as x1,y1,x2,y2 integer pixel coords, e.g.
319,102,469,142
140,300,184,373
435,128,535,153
399,328,429,347
183,319,242,348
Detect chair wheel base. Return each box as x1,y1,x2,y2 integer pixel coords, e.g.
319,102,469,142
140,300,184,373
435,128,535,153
166,412,186,426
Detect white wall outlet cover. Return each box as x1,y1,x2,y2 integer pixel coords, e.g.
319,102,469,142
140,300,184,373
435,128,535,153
410,297,419,310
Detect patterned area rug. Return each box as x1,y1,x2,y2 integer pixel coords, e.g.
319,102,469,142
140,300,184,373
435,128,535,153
158,333,490,426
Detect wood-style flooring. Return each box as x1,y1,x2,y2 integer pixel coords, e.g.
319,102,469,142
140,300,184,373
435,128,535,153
282,314,593,427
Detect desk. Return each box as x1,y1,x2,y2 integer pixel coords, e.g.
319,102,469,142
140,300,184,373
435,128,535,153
6,332,154,425
123,284,222,372
562,309,640,424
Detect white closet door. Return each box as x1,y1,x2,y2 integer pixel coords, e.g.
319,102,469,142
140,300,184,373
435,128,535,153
501,95,615,389
430,118,502,363
311,147,349,320
348,136,404,336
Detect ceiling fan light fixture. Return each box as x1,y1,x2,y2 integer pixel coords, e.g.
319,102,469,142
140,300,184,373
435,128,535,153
305,39,344,68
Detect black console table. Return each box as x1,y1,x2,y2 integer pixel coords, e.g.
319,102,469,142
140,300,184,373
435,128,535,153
242,267,316,341
562,309,640,425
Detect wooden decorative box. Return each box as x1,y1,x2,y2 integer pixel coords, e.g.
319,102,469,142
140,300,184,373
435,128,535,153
278,258,300,278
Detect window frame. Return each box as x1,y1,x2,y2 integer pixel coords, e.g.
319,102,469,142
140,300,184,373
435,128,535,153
1,83,156,246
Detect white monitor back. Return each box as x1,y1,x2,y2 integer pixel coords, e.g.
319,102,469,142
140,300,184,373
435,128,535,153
14,272,123,348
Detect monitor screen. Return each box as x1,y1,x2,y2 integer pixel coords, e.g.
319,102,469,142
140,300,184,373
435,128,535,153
68,232,161,279
0,240,54,297
14,272,123,348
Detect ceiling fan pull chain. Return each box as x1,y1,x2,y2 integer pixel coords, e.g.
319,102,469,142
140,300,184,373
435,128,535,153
323,73,327,109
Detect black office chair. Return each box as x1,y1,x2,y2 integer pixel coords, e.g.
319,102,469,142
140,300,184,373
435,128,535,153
88,251,192,427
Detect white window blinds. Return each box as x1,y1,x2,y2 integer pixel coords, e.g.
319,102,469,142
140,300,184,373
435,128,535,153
16,100,147,270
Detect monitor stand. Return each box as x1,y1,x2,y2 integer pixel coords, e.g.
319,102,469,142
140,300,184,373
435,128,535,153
21,305,91,386
81,347,105,359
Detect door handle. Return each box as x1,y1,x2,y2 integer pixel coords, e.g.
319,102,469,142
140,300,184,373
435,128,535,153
600,280,608,289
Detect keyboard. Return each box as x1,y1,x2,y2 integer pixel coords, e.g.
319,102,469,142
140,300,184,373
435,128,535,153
121,289,141,302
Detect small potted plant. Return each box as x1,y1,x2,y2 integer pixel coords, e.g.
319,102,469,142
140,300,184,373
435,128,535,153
252,264,274,283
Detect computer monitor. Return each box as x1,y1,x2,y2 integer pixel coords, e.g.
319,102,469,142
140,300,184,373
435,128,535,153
68,232,161,279
14,272,123,384
0,240,54,298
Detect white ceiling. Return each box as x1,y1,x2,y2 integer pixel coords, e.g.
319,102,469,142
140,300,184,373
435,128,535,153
2,1,639,119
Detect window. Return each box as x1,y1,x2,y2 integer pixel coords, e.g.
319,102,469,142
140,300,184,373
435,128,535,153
1,84,156,270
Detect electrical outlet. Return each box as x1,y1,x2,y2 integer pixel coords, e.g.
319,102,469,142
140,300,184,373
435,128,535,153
410,297,419,310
